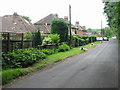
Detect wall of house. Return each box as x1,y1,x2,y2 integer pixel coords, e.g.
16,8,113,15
77,30,85,36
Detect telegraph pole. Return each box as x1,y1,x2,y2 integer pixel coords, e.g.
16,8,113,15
69,4,72,41
101,20,103,40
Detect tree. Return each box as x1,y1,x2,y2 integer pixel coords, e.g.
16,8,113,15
50,19,68,42
104,2,120,42
103,27,114,37
22,16,31,22
82,26,86,29
34,30,42,47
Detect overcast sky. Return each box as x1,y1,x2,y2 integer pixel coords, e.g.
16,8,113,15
0,0,108,29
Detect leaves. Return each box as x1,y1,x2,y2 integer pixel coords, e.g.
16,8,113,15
103,2,120,42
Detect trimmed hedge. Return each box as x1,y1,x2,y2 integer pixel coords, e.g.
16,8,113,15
71,35,97,47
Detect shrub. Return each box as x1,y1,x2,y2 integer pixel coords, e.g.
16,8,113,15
41,49,55,55
33,30,42,47
49,34,60,45
2,48,46,68
89,36,97,43
50,19,68,42
58,43,70,52
42,37,52,46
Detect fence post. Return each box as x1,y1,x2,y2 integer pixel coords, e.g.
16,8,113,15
21,33,24,49
7,33,10,52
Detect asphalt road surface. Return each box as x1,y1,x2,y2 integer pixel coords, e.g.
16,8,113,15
6,39,118,88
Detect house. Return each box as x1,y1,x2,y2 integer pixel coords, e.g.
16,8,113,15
72,21,88,36
34,14,59,34
2,12,36,34
1,13,37,52
1,12,36,40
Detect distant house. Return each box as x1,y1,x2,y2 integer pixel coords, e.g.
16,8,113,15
34,14,59,34
72,21,88,36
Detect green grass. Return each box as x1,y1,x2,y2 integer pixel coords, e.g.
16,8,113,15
46,48,84,62
2,68,28,85
2,42,101,85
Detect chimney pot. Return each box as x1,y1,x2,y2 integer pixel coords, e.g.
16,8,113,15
64,16,68,21
76,21,79,25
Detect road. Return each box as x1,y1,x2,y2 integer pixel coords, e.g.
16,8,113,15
6,39,118,88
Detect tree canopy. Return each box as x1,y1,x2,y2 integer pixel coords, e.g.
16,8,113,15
22,16,31,22
103,2,120,42
50,19,68,42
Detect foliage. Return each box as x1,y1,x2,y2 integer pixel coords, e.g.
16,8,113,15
22,16,31,22
49,34,60,45
2,68,27,85
103,27,114,38
58,43,70,52
2,47,86,85
2,48,46,68
34,30,42,47
50,19,68,42
24,32,33,40
42,37,52,46
104,2,120,42
41,49,56,55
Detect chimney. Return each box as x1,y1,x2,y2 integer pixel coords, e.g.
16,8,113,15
13,12,18,16
64,16,68,21
13,12,18,23
54,14,58,18
75,21,79,25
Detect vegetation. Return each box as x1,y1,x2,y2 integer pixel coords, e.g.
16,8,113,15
103,27,114,38
2,68,27,85
22,16,31,22
41,49,57,55
2,48,46,68
42,37,52,46
2,41,101,85
58,43,70,52
50,19,68,42
49,34,60,45
34,30,42,47
104,2,120,42
72,35,97,47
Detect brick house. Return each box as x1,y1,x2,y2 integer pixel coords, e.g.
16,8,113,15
72,21,88,36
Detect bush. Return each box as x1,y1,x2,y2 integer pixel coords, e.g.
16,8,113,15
58,43,70,52
50,19,68,42
42,37,52,46
49,34,60,45
41,49,55,55
2,48,46,68
89,36,97,43
33,30,42,47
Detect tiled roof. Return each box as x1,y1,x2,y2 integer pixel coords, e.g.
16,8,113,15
1,13,36,33
34,14,59,25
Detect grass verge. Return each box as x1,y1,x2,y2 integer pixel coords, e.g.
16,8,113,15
2,41,101,85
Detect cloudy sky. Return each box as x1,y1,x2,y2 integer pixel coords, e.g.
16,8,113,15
0,0,108,29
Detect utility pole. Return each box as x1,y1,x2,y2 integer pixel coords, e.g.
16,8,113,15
69,4,72,41
101,20,103,40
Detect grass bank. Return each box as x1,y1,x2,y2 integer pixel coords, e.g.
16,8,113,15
2,41,102,85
